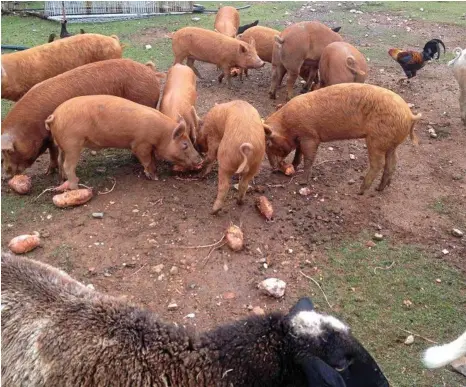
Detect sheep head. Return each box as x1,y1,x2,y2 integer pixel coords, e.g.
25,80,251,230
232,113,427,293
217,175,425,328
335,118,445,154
284,298,389,387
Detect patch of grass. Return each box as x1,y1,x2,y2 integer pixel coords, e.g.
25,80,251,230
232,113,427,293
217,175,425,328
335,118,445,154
49,243,75,272
360,2,466,26
300,237,465,387
430,198,451,215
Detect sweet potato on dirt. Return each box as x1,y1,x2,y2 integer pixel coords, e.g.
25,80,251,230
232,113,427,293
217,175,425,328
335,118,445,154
256,196,274,221
8,234,41,254
225,224,244,251
8,175,32,195
52,189,93,208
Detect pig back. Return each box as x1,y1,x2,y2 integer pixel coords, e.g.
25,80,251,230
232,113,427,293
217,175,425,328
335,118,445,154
215,6,240,37
1,34,123,101
278,83,413,142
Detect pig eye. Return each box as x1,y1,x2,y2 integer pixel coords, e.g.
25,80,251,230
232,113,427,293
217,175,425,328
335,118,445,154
182,142,188,150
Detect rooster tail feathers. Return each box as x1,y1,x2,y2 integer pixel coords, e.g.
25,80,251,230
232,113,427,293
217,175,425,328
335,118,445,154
423,39,446,60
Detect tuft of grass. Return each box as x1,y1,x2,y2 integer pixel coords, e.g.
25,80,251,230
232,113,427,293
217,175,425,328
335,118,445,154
49,243,75,272
300,237,465,387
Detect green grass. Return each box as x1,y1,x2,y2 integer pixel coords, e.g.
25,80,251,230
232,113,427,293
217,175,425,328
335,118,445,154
300,237,466,387
361,2,466,26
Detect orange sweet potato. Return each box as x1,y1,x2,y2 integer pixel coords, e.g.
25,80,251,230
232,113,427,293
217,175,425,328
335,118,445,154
279,162,295,176
8,175,32,195
52,188,93,208
256,196,274,220
225,224,244,251
8,234,40,254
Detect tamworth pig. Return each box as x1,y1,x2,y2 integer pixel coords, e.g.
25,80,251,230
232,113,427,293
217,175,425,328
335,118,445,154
160,64,199,143
1,33,123,101
45,95,202,190
301,42,368,91
1,59,163,179
263,83,421,194
269,21,342,101
172,27,264,87
237,20,259,35
214,6,240,38
196,100,265,214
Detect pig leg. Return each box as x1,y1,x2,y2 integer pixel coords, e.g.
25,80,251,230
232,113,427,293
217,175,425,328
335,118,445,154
46,142,59,175
218,67,232,88
377,148,397,191
58,149,66,181
359,141,386,195
299,139,320,183
269,64,286,99
285,70,299,101
186,57,203,79
237,171,254,205
133,144,158,180
304,68,318,91
292,145,303,169
61,149,81,190
200,145,218,178
212,168,231,214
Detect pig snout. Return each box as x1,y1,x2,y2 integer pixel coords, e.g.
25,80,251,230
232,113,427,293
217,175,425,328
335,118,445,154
254,59,265,68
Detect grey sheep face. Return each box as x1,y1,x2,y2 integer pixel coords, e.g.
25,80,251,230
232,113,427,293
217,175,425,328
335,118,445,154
284,298,389,387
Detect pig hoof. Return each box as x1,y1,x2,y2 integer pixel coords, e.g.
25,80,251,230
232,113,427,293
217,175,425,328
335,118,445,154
45,166,58,175
211,208,221,215
144,171,159,181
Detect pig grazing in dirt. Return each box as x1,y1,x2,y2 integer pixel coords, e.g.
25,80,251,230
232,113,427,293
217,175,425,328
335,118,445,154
269,21,342,101
196,101,266,214
214,6,240,38
302,42,368,91
160,64,200,143
263,83,421,194
1,59,163,179
1,34,123,102
45,95,202,190
172,27,264,87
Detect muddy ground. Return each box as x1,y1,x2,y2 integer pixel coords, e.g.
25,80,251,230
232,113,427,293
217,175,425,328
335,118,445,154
2,2,465,386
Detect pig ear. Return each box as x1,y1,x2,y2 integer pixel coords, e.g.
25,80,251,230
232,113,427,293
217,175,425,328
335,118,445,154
239,42,248,54
1,133,15,152
263,124,273,137
191,106,202,127
172,122,186,140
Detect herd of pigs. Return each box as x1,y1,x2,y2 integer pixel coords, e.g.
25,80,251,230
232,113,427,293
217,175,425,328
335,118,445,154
1,6,435,214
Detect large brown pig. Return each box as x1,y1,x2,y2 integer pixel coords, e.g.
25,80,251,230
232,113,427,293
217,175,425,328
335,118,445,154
263,83,421,194
160,64,199,143
214,6,240,38
172,27,264,87
301,42,368,91
269,21,342,101
1,59,163,179
45,95,202,190
196,101,265,214
1,34,123,101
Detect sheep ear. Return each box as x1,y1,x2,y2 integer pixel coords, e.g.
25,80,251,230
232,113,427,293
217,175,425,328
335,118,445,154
298,357,346,387
288,297,314,317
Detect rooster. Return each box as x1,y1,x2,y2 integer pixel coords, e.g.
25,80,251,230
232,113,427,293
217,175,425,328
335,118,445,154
389,39,446,83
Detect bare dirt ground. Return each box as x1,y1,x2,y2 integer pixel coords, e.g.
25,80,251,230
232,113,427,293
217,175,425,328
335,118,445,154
2,2,465,385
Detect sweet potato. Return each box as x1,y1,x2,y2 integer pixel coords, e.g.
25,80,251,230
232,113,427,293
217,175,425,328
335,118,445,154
52,188,93,208
279,162,295,176
8,175,32,195
8,234,40,254
225,224,244,251
256,196,274,220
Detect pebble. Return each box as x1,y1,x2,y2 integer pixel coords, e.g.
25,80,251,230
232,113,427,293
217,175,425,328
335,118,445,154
157,274,165,281
145,44,152,50
103,272,111,277
349,154,356,160
299,187,312,196
252,306,265,316
152,264,164,273
92,212,104,219
259,278,286,298
247,304,254,311
442,249,449,255
404,335,415,345
452,228,464,238
373,233,384,241
191,17,200,21
86,284,95,290
170,266,179,275
348,179,356,185
366,240,376,248
223,292,236,300
436,278,442,283
167,302,178,310
185,313,195,318
328,146,334,151
90,150,97,156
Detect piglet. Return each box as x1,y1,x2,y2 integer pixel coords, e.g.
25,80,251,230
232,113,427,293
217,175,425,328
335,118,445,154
196,100,265,214
45,95,202,190
264,83,421,194
172,27,264,87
